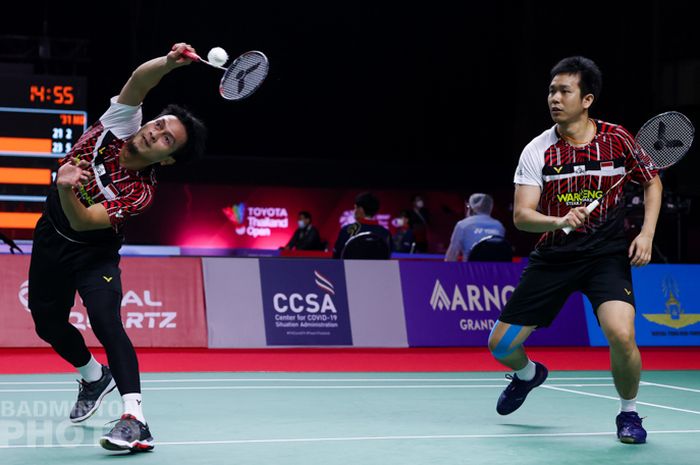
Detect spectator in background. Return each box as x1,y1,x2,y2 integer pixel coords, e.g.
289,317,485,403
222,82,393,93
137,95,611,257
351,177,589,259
284,211,324,251
393,210,415,253
445,193,506,261
409,194,430,252
333,192,391,259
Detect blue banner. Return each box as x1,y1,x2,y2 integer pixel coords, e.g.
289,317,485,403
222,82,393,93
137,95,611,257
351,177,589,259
259,259,353,345
585,265,700,346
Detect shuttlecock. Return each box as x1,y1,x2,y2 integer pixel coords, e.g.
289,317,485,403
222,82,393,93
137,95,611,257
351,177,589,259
207,47,229,67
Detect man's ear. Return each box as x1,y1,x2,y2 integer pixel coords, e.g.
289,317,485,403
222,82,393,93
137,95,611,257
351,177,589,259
582,93,594,110
160,157,176,166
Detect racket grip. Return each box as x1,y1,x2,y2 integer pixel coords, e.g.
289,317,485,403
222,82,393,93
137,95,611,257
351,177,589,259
181,50,201,61
561,199,600,235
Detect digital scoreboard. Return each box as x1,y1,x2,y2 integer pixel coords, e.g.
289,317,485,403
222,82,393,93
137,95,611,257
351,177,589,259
0,74,87,235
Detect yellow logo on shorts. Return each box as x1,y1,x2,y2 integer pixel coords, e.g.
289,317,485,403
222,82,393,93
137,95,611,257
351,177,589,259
624,288,632,296
102,276,113,283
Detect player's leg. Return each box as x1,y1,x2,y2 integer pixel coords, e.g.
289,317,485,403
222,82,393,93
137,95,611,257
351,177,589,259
487,321,536,370
76,263,154,452
585,253,646,444
28,218,115,423
598,301,640,402
28,217,94,373
488,256,574,415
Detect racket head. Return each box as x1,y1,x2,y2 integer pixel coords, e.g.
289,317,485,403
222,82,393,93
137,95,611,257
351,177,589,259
219,51,269,101
634,111,695,169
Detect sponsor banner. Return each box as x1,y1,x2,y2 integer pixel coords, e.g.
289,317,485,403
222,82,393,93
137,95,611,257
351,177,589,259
0,255,206,347
259,259,353,346
400,261,588,347
203,258,267,348
585,265,700,346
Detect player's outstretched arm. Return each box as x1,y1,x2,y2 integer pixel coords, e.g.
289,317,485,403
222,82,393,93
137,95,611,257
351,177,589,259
117,42,196,106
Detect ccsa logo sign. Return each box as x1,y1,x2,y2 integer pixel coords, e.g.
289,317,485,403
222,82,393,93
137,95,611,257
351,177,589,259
273,271,337,314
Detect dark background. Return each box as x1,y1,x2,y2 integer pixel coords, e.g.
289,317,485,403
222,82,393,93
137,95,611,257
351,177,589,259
2,1,699,260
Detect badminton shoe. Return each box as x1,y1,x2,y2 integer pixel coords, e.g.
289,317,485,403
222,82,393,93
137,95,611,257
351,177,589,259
100,414,155,452
70,365,116,423
616,411,647,444
496,361,549,415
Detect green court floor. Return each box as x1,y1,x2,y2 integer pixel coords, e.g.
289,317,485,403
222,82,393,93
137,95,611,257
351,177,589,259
1,371,698,465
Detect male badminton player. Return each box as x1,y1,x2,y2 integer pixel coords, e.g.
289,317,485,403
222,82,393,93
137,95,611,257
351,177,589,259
487,56,662,444
28,42,207,452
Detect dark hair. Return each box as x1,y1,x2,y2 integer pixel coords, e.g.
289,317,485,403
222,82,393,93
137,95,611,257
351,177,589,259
550,56,602,102
355,191,380,217
299,211,312,221
156,104,207,164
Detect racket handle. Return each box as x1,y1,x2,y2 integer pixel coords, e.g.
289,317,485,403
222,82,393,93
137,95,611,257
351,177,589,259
181,50,201,62
561,199,600,235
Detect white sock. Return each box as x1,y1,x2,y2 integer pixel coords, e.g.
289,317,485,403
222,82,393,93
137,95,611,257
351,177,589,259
76,355,103,383
620,397,637,413
515,360,536,382
122,393,146,424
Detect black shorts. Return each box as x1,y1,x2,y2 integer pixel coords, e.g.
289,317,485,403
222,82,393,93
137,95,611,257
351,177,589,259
28,215,122,315
498,251,635,328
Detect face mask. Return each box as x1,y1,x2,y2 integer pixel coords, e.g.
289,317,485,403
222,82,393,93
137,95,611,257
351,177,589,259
415,200,424,208
298,220,306,229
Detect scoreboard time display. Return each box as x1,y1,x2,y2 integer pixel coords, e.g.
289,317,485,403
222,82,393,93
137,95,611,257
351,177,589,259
0,74,88,234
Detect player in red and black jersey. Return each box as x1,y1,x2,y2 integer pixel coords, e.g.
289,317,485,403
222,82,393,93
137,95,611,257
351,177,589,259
487,57,662,444
28,43,207,452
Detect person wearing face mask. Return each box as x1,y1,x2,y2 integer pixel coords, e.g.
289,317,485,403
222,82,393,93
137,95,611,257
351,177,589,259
392,210,415,253
445,193,506,261
409,194,430,252
284,211,323,251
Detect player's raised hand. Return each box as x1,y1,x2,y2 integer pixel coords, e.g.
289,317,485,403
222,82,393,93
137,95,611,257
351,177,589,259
167,43,196,67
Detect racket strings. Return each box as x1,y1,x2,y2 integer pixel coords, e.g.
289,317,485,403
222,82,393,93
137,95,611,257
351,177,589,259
635,112,695,169
220,53,268,100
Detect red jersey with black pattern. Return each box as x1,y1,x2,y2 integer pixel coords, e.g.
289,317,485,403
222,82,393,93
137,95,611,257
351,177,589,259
514,119,657,258
45,97,156,245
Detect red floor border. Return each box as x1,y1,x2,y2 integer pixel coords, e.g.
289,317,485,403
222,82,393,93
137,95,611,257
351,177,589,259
1,347,699,374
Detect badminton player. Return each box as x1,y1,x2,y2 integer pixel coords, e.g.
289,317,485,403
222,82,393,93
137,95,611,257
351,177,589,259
28,42,207,452
487,56,662,444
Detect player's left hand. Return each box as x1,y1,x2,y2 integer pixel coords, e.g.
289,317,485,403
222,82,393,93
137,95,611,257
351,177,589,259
56,158,93,189
629,233,653,267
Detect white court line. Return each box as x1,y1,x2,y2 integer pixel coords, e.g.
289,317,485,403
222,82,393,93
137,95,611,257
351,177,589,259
542,385,700,415
0,383,616,393
2,429,700,449
640,381,700,394
0,377,613,385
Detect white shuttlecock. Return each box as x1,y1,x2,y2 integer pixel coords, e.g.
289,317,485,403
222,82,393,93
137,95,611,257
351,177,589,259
207,47,229,67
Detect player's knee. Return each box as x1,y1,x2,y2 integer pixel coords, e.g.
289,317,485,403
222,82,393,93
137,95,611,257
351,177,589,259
606,326,636,351
488,322,522,359
33,319,58,344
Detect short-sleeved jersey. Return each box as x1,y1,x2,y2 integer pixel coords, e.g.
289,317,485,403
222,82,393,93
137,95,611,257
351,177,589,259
46,97,156,245
514,119,657,258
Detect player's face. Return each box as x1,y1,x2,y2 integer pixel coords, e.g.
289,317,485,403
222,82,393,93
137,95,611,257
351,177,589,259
548,73,592,124
127,115,188,166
